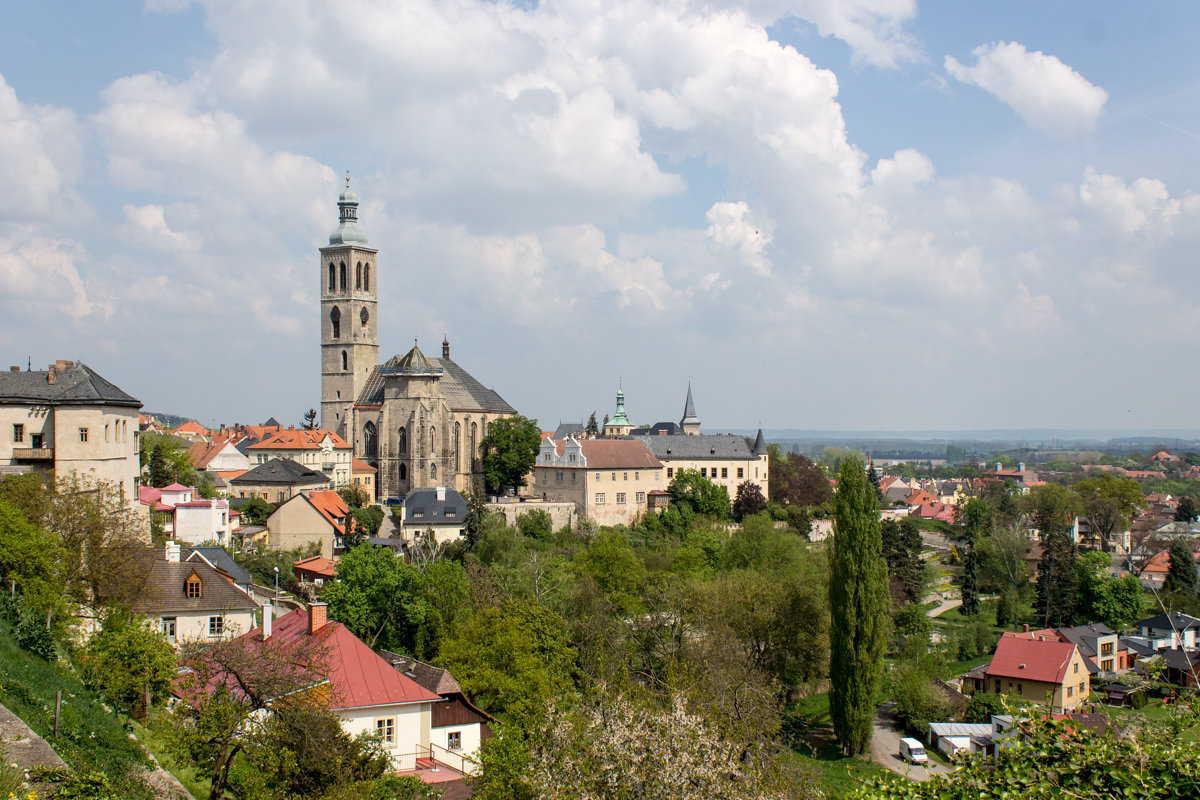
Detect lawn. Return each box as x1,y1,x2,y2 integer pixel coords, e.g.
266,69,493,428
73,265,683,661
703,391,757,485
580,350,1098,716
0,618,157,799
127,711,212,800
787,688,893,798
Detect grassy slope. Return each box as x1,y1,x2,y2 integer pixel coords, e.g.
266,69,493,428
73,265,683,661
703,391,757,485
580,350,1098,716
788,690,893,798
0,618,156,799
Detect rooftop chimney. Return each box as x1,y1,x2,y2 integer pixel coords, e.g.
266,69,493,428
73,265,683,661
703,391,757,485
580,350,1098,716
436,486,446,502
309,602,327,634
164,541,181,563
1023,624,1030,633
47,367,56,385
1018,462,1026,472
262,605,273,640
996,461,1003,472
55,359,72,370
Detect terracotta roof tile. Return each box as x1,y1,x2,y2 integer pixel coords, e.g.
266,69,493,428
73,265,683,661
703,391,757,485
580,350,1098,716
248,430,351,450
987,633,1079,684
550,438,663,470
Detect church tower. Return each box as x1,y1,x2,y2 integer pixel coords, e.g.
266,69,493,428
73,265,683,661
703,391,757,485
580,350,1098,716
320,176,379,440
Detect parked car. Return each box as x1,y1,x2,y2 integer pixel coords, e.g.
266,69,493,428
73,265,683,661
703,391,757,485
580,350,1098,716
899,737,928,764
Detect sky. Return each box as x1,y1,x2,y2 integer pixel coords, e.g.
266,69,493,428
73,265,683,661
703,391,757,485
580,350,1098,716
3,1,1200,434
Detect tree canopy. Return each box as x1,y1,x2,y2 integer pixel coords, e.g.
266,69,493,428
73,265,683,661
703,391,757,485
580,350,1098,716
481,415,542,496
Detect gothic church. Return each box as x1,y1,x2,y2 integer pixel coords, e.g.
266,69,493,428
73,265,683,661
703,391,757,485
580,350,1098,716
319,180,517,499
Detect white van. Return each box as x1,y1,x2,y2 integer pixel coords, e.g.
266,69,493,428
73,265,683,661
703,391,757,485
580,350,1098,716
899,737,928,764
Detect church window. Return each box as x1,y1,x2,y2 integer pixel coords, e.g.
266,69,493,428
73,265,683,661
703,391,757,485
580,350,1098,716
431,463,437,479
363,422,378,458
453,422,460,470
470,423,477,463
360,307,369,327
339,262,347,291
330,306,341,338
328,263,335,291
356,262,362,290
363,264,370,291
341,350,347,371
430,427,437,455
398,427,407,454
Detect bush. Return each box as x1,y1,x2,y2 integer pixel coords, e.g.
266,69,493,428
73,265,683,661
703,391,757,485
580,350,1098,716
963,692,1006,723
516,509,553,542
1130,690,1147,709
15,610,56,661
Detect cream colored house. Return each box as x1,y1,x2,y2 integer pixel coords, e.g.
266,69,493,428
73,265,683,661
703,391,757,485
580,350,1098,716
963,631,1091,712
0,360,145,523
247,429,354,486
132,542,258,646
533,437,666,526
635,430,770,502
266,490,351,558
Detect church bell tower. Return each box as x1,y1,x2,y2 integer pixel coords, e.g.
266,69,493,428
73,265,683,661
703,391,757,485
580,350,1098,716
320,175,379,440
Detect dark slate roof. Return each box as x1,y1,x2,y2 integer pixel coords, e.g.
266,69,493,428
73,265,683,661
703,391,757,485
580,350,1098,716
630,422,681,437
554,423,585,439
1055,623,1116,660
377,650,463,696
634,433,754,460
184,546,254,588
130,549,257,614
262,416,281,427
230,458,330,486
1121,637,1157,657
680,383,699,425
403,487,467,522
1136,611,1200,632
751,429,768,456
355,355,515,414
1160,648,1200,671
0,362,140,408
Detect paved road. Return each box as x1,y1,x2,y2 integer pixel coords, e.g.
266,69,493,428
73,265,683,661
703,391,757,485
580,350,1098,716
870,703,949,783
927,598,963,618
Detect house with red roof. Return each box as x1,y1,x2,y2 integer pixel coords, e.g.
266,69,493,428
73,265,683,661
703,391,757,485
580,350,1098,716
188,436,250,474
963,631,1091,712
293,555,338,585
248,429,354,486
266,490,355,558
171,420,211,443
532,436,666,525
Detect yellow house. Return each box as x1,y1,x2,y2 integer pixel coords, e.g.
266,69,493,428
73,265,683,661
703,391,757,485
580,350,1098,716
967,632,1091,712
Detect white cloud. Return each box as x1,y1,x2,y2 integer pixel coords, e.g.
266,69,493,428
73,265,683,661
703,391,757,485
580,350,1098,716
0,226,102,319
0,74,82,219
1078,166,1181,237
945,41,1107,137
705,201,773,275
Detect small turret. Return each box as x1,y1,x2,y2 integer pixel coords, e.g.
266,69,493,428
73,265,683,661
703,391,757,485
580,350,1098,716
680,381,701,435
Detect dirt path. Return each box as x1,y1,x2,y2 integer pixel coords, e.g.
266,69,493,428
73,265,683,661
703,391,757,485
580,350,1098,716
869,702,949,783
927,598,962,618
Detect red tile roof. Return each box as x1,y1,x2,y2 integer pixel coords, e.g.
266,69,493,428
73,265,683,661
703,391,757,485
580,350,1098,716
252,609,441,709
249,430,351,450
987,632,1079,684
351,457,377,474
549,438,663,470
294,556,338,579
174,420,210,436
307,490,350,534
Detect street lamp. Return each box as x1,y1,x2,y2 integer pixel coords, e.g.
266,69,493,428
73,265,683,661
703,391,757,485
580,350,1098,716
273,566,279,609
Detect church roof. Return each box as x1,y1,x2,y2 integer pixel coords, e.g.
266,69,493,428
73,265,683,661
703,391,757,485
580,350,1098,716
635,433,755,461
355,355,516,415
0,361,141,408
392,344,440,375
680,383,700,426
751,428,768,456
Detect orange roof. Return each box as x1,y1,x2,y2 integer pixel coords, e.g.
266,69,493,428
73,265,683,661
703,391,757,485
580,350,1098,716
174,420,210,436
988,633,1079,684
188,436,238,468
1141,547,1200,575
216,470,247,480
293,555,338,579
249,429,351,451
549,438,663,470
307,490,350,534
351,457,377,474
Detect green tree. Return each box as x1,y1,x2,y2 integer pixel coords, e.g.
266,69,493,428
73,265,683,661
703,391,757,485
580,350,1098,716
1165,538,1199,595
148,443,172,488
301,408,319,430
463,492,493,550
1177,496,1199,523
962,692,1006,723
828,458,890,755
733,480,768,520
880,517,924,605
585,412,599,436
239,496,274,526
480,415,542,496
767,445,831,508
1091,574,1145,630
437,601,576,726
1029,484,1081,628
338,483,372,509
0,498,63,615
668,469,731,519
572,529,645,616
1074,472,1145,550
957,497,988,616
516,509,553,541
140,432,196,487
79,611,177,718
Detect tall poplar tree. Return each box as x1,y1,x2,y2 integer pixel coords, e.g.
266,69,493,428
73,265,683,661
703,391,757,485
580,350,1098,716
828,458,889,756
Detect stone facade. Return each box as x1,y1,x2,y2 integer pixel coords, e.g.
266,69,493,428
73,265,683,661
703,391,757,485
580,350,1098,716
533,437,666,526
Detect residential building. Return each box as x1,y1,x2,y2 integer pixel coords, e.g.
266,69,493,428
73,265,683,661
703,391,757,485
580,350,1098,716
1052,623,1133,676
188,436,251,473
533,436,666,526
316,183,518,499
962,631,1091,712
247,429,354,486
351,456,376,497
132,542,258,646
0,360,144,520
266,489,352,559
634,428,770,502
174,497,235,546
229,457,332,503
401,486,467,546
1137,546,1200,589
1135,611,1200,650
294,555,338,586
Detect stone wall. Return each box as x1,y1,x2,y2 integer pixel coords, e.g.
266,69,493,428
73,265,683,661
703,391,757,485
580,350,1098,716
487,500,577,531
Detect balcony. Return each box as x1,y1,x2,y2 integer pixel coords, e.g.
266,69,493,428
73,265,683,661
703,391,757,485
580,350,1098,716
12,447,53,461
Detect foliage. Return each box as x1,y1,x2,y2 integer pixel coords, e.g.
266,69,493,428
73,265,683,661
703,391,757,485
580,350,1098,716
1176,496,1198,523
301,408,319,430
79,611,177,717
1076,553,1146,629
733,480,768,521
849,712,1200,799
239,496,275,526
1165,538,1199,595
571,529,646,615
890,657,950,735
1035,530,1079,628
352,505,384,537
880,517,923,605
526,691,822,800
667,469,731,519
585,412,599,436
438,600,576,726
463,491,493,550
828,458,890,755
516,509,554,542
139,432,196,488
892,604,931,639
768,445,832,508
956,497,988,616
338,484,372,509
14,606,56,661
0,497,63,615
1074,472,1145,550
480,415,542,495
962,691,1006,723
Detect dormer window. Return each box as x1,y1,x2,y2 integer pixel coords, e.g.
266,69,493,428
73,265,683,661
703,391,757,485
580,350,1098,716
185,573,202,599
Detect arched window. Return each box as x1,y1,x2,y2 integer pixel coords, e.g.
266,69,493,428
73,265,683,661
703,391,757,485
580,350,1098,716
341,350,348,370
330,306,341,339
470,422,477,464
430,426,437,456
431,463,437,480
339,262,347,291
399,463,407,481
398,426,407,454
360,307,369,327
355,262,362,290
328,263,335,291
453,422,460,471
363,422,378,458
364,264,370,291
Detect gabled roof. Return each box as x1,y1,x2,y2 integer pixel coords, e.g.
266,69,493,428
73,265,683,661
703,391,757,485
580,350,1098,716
1137,611,1200,632
377,650,463,695
248,429,350,450
294,555,338,579
548,438,663,470
403,487,467,522
231,458,331,487
247,609,441,709
554,423,585,439
185,546,254,588
306,490,350,534
0,362,141,408
630,422,682,437
634,433,754,461
355,354,515,414
351,457,377,474
130,548,257,614
986,633,1080,684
